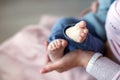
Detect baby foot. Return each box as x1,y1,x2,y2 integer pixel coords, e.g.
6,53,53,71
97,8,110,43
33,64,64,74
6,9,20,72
66,21,88,43
48,39,68,62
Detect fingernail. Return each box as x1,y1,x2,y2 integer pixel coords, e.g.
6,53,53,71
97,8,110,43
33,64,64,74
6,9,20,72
40,68,46,74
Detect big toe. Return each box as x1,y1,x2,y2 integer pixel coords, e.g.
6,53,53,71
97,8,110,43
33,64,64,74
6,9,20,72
61,39,68,48
76,21,87,29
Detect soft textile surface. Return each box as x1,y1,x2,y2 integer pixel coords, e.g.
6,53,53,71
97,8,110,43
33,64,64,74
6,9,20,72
0,15,95,80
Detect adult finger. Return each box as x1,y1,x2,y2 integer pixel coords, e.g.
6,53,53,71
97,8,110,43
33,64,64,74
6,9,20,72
44,41,48,50
91,0,99,13
44,41,51,64
40,60,62,74
45,54,51,64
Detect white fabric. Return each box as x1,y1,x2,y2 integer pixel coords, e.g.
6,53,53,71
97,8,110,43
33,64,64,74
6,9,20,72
86,53,102,73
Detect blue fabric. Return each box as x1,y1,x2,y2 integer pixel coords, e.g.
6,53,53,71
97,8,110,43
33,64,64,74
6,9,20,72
48,17,104,54
48,0,114,54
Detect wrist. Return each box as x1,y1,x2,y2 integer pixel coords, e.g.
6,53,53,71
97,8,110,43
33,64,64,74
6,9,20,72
77,50,94,68
82,51,94,68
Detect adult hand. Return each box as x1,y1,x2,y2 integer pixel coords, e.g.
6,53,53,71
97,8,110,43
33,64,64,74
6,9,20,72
40,48,94,74
78,0,99,18
91,0,99,13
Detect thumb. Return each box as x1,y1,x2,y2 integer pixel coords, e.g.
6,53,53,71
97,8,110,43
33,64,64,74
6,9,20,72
44,41,48,51
40,61,61,74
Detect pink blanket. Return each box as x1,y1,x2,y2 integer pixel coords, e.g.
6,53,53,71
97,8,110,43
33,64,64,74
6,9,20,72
0,15,95,80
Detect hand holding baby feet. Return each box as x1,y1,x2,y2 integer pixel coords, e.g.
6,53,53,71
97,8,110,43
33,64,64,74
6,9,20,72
66,21,88,43
48,39,68,62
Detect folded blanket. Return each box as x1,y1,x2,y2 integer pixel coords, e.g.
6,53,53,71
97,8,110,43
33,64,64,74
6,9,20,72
0,15,95,80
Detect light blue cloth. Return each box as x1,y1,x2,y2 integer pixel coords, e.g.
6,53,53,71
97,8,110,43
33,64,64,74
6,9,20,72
82,0,114,41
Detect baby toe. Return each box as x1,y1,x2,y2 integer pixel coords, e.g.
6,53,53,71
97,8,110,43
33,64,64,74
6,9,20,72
79,37,83,42
79,21,87,28
83,29,88,34
81,32,86,38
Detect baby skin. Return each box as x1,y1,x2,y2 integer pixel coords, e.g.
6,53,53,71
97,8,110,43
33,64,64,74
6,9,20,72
48,21,88,62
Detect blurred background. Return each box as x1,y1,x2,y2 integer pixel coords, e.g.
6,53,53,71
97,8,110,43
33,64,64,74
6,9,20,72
0,0,93,43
